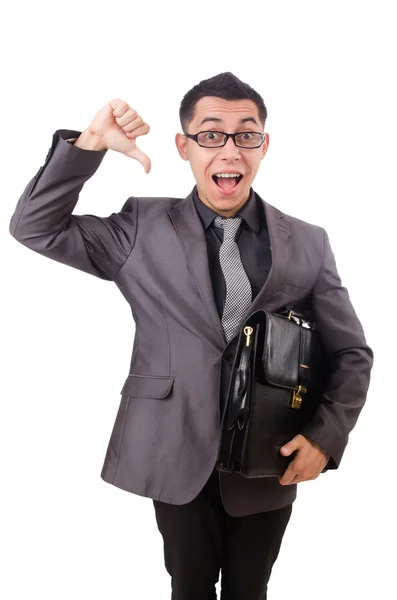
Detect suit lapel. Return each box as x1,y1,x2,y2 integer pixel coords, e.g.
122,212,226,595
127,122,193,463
225,197,292,346
168,190,292,349
168,190,226,347
244,197,291,317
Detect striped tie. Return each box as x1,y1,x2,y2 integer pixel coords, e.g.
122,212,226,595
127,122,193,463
214,215,252,342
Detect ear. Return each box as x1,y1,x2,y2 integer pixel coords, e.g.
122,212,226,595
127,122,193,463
260,132,270,160
175,133,189,161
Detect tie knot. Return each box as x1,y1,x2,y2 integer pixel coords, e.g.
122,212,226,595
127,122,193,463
214,215,242,240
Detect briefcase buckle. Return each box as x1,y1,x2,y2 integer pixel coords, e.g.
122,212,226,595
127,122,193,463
291,385,307,409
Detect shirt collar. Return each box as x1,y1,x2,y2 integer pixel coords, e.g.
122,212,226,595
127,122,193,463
192,186,260,233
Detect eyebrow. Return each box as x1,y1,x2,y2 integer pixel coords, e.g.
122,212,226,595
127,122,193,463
198,116,260,128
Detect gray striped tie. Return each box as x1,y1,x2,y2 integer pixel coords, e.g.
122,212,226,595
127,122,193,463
214,215,252,342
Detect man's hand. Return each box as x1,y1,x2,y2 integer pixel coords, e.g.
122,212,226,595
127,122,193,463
75,99,151,173
278,434,329,485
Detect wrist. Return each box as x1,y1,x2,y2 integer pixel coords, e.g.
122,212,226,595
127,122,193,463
73,128,107,151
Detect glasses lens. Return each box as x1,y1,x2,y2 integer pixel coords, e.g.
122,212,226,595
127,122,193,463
235,132,264,148
197,131,226,147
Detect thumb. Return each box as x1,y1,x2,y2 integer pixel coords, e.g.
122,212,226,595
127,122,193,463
280,435,302,456
126,146,151,174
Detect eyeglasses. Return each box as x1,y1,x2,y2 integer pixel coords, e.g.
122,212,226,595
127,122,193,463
185,130,266,149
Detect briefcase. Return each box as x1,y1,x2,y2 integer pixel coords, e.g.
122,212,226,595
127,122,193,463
216,308,329,478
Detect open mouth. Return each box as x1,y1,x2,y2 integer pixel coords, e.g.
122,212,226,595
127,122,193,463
212,174,243,192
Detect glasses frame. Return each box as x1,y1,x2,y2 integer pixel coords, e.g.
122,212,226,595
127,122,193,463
185,130,266,149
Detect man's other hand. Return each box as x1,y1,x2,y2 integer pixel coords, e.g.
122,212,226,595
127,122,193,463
278,434,329,485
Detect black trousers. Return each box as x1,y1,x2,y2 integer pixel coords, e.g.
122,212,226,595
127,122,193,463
153,467,292,600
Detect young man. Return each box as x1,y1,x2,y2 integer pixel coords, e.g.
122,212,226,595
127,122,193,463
9,72,373,599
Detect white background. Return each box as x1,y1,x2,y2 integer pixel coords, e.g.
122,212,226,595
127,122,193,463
1,1,396,598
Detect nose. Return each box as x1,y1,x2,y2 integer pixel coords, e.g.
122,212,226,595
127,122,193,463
218,135,241,161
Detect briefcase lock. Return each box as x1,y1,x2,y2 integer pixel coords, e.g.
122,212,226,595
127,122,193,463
243,326,254,346
291,385,307,409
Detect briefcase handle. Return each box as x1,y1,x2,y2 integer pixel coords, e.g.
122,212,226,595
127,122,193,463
278,307,317,331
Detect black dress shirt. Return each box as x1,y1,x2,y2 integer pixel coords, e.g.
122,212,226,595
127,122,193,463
192,186,272,320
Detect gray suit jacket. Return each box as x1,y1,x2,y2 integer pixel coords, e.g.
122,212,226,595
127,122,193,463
9,129,373,516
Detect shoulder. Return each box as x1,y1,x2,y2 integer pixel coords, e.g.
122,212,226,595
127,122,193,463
121,195,182,212
116,195,183,225
258,194,325,238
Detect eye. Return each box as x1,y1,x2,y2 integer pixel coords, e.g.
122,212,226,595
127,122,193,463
240,132,254,140
205,131,221,140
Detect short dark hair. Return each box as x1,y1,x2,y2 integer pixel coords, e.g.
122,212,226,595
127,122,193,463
179,72,267,133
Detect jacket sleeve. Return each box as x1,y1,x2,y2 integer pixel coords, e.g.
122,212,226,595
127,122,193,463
9,129,138,281
300,227,374,470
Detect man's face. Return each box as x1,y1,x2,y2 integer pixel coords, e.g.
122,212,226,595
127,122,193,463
175,96,269,217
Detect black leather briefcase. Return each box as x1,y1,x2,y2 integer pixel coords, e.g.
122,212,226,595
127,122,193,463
216,308,329,478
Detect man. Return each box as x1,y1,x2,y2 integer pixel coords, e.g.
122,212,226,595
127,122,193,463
9,72,373,599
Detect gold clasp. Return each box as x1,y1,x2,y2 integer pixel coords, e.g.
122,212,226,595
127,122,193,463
244,326,254,347
291,385,307,409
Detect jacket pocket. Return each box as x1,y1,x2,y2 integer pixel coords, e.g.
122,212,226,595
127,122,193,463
276,279,309,297
120,374,174,399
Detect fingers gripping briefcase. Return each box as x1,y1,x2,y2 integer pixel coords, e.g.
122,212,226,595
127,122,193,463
217,308,329,478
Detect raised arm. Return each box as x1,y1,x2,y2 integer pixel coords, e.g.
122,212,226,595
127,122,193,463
9,100,151,281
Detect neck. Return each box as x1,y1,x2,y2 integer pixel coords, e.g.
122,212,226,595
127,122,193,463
197,188,250,217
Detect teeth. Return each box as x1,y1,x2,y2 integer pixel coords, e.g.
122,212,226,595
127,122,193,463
214,173,241,178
